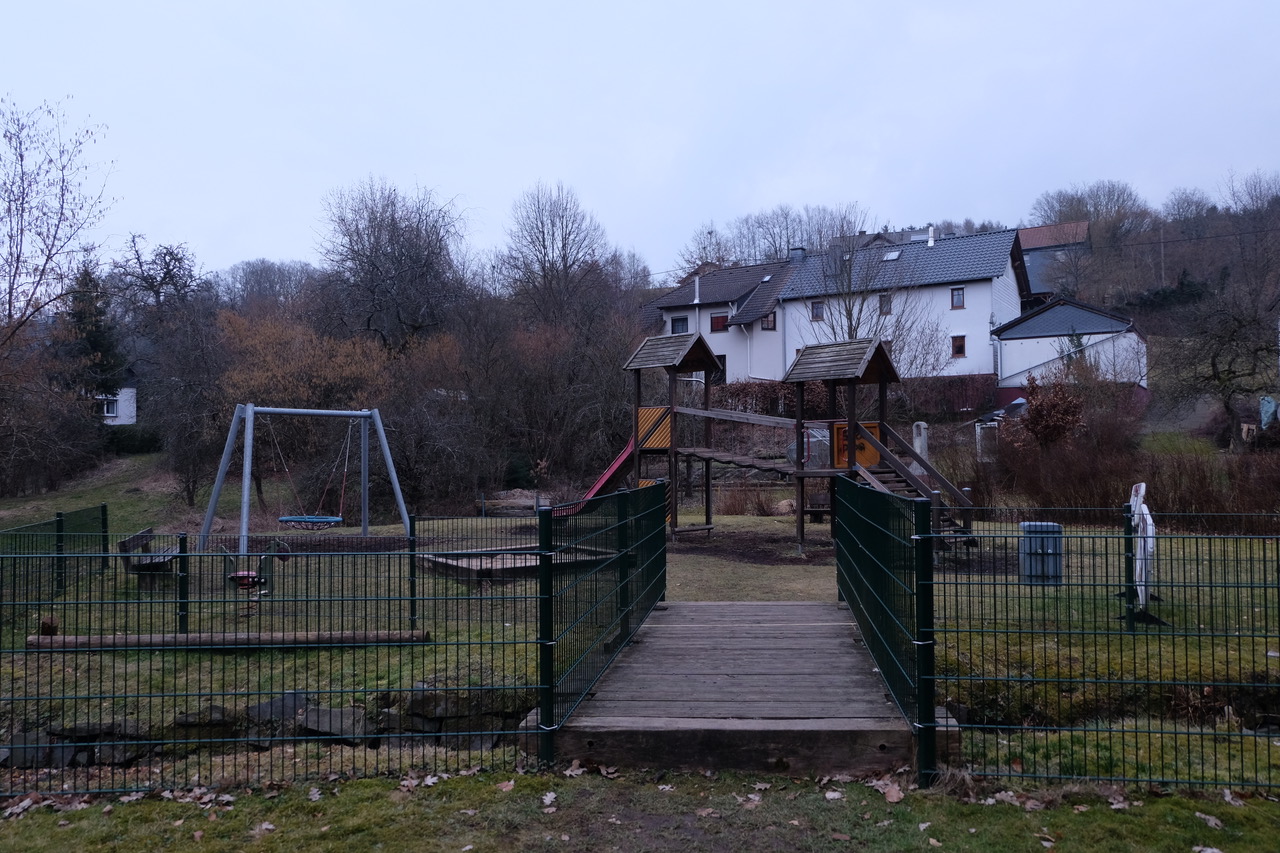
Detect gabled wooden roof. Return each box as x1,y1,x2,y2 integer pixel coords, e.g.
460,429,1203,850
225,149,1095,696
782,339,900,384
623,333,723,373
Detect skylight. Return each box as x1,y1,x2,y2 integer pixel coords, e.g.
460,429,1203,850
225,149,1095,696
761,274,772,282
883,250,902,261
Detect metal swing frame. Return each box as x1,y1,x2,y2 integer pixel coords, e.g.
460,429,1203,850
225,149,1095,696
198,404,412,552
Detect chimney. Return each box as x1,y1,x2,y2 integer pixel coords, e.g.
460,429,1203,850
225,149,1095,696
789,246,806,263
927,226,935,247
693,275,700,305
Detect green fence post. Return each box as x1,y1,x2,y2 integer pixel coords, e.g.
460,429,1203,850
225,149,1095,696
913,497,938,788
177,533,189,635
617,490,632,640
1123,506,1136,633
99,503,110,574
537,506,556,766
407,514,418,632
54,512,67,597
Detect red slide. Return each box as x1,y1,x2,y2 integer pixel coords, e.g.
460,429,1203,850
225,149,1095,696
553,437,635,517
584,436,635,500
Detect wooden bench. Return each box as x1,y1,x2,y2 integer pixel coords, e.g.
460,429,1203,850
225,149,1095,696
804,492,832,523
117,528,179,592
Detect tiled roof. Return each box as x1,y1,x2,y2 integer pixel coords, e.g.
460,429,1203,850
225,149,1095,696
1019,221,1090,250
992,297,1135,340
780,229,1020,300
649,260,791,310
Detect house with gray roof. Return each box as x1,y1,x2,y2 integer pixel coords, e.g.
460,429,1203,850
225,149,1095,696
649,229,1032,385
1017,220,1091,304
990,296,1148,406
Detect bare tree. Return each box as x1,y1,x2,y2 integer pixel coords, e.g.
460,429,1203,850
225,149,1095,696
500,181,609,327
1,97,110,348
1029,179,1154,248
816,240,950,380
677,203,870,272
317,177,466,351
213,258,319,318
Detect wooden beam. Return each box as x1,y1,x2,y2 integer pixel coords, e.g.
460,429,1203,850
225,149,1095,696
26,630,432,650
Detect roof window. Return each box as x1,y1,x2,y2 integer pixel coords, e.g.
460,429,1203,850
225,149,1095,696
883,250,902,261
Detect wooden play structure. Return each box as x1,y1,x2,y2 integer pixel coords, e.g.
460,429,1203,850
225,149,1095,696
619,333,975,543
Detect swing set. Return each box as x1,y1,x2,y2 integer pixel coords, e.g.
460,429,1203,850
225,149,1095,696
198,404,412,553
269,414,353,530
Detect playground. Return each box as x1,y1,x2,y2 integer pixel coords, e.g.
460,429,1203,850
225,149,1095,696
2,333,1279,796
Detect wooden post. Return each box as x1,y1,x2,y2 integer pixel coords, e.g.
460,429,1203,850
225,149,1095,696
794,381,806,548
668,368,679,533
703,377,713,526
846,379,857,471
633,370,642,486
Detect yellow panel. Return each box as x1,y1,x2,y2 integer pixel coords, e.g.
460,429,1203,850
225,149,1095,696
638,407,671,450
833,422,881,467
639,479,672,521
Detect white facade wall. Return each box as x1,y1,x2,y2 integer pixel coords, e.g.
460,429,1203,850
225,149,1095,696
100,386,138,426
778,276,1013,380
997,333,1148,389
658,259,1024,384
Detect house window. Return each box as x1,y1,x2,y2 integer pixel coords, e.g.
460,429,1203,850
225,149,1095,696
951,287,965,309
760,311,776,331
710,355,727,385
710,313,729,333
951,335,967,358
810,301,826,322
671,315,689,334
879,294,892,316
98,397,118,418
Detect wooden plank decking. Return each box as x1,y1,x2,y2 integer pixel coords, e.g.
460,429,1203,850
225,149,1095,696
550,601,915,775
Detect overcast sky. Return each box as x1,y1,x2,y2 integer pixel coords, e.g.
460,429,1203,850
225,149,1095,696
4,1,1277,280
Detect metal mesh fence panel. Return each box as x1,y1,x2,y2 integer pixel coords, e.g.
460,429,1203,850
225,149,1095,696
1,488,667,794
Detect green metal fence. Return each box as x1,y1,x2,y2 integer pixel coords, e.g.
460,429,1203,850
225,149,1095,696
0,484,666,794
0,504,109,603
832,478,936,784
835,481,1280,791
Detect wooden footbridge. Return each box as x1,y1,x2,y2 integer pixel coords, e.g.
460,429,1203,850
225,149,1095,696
552,602,916,775
536,334,971,773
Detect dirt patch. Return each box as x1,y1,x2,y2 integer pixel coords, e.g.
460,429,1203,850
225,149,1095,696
669,526,834,566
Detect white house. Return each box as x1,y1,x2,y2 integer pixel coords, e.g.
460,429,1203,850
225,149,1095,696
97,386,138,426
990,297,1148,406
649,229,1032,384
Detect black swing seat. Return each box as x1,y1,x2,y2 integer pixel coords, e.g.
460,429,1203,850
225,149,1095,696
278,515,343,531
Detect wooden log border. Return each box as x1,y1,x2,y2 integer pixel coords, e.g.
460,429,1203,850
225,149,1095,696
25,630,431,650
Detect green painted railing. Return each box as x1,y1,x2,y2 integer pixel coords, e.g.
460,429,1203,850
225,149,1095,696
835,484,1280,791
0,486,666,794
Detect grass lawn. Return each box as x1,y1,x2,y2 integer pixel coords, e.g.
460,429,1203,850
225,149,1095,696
6,469,1280,848
5,767,1280,852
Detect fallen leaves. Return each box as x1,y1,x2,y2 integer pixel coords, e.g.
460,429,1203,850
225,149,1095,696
496,780,515,793
1223,788,1246,807
562,760,585,778
1195,811,1224,829
865,777,904,804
